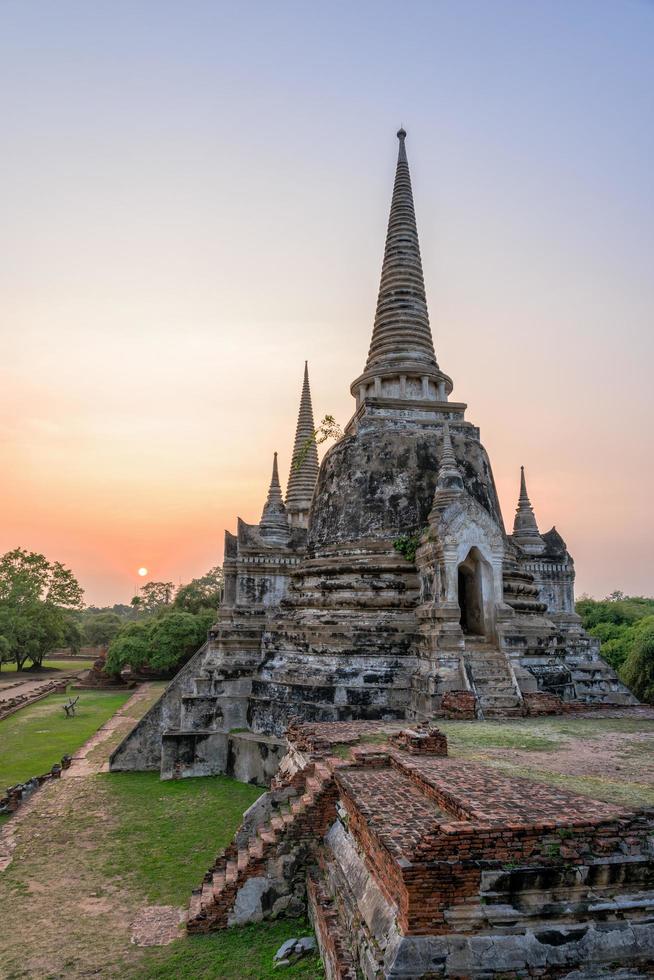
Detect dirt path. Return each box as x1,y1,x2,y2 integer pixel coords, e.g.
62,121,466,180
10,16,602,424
0,683,171,978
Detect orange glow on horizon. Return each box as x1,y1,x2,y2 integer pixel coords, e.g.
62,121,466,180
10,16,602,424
1,2,652,605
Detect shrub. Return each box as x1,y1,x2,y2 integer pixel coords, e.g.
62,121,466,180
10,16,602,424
620,617,654,703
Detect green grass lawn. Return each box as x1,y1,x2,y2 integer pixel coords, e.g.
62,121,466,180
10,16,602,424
0,658,94,674
136,921,324,979
0,688,131,788
98,771,322,978
0,688,323,978
102,772,263,905
440,715,654,752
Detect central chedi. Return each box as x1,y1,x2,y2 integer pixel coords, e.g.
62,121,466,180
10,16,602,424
112,130,634,779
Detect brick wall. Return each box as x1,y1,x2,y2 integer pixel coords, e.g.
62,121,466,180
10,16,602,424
440,690,476,719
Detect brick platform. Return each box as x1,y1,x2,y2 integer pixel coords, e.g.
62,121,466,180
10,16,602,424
185,719,654,977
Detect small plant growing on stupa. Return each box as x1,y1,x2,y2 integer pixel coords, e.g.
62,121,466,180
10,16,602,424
293,414,343,470
393,532,423,563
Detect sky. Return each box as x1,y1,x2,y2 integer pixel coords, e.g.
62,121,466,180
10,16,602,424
1,0,653,605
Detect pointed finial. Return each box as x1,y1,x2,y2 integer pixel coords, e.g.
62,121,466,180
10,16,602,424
512,466,545,554
359,128,435,375
260,451,289,540
430,423,464,511
440,422,458,470
519,465,529,501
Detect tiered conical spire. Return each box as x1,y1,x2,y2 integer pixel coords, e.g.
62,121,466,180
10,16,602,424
286,362,319,527
260,452,289,542
430,423,464,510
512,467,545,554
366,128,438,372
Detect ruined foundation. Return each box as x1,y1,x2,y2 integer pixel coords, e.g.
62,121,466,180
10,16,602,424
185,720,654,979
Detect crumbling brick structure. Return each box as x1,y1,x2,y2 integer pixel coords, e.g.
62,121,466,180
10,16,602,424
185,720,654,977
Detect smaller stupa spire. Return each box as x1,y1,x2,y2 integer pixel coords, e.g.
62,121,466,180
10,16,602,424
430,423,464,509
512,466,545,554
286,361,319,527
260,452,290,542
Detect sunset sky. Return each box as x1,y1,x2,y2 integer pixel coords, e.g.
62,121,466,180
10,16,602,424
1,1,653,606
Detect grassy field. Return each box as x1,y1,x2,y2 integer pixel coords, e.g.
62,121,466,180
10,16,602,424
439,715,654,808
0,658,94,674
101,773,323,976
0,689,131,787
0,768,323,977
0,685,323,978
99,774,322,978
137,921,324,979
102,772,262,905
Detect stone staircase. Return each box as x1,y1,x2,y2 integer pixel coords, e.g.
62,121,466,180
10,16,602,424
463,639,523,718
187,760,338,933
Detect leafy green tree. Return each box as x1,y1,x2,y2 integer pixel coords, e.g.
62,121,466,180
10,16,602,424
174,566,224,614
577,594,654,677
62,613,83,654
0,548,84,670
0,548,84,608
148,611,213,672
621,616,654,703
0,634,13,671
105,610,213,676
136,581,175,614
82,611,123,647
105,621,152,674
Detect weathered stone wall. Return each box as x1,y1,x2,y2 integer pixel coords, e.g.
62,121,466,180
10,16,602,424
109,645,208,771
318,816,654,978
160,730,285,783
308,420,504,553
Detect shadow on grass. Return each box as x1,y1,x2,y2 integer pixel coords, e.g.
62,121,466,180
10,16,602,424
135,920,324,979
100,772,263,906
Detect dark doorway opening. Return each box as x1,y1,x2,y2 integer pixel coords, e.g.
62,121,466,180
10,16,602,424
457,549,486,636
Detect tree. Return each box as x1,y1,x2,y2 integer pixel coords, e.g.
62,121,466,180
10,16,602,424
174,566,224,614
62,613,83,654
621,617,654,703
293,414,343,471
105,621,152,674
0,548,84,670
82,611,123,647
0,634,12,671
105,609,213,676
148,611,212,672
136,581,175,614
577,594,654,675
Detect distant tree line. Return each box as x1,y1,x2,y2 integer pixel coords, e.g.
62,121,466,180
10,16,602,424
0,547,223,676
576,591,654,702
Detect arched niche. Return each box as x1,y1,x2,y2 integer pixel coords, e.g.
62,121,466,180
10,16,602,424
457,546,494,639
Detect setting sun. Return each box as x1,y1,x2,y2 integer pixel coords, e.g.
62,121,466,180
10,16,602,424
137,567,148,577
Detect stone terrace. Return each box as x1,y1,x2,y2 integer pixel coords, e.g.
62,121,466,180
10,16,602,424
186,720,654,976
335,752,650,936
386,755,625,829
